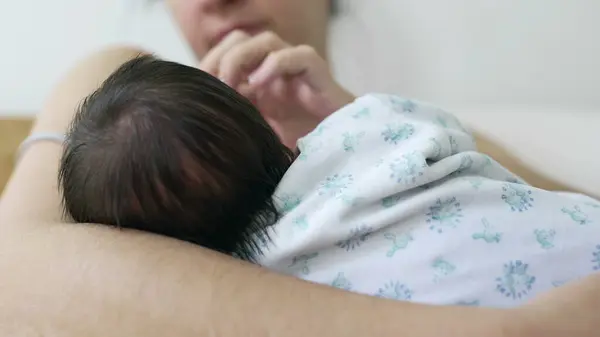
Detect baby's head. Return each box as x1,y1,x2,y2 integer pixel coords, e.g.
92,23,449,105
59,54,295,260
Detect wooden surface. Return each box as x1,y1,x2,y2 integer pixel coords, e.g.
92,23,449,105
0,118,33,193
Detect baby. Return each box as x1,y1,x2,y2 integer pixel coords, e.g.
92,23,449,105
60,55,600,308
59,54,295,261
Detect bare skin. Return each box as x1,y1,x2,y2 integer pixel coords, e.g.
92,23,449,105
0,0,598,335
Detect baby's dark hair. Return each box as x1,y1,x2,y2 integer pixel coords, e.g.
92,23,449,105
59,54,295,261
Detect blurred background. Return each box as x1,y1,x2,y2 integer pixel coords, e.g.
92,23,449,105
0,0,599,193
1,0,600,115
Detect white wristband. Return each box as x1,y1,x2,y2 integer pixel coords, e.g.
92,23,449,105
16,132,65,163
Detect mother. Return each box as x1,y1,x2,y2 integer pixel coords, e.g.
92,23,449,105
0,0,598,335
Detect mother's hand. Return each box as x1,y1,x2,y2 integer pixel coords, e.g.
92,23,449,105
199,30,355,148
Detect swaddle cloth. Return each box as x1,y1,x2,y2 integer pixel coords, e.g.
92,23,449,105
257,94,600,308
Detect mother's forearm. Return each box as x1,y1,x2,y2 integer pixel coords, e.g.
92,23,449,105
0,225,217,336
0,223,516,337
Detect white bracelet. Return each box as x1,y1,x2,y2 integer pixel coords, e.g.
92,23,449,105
16,132,65,164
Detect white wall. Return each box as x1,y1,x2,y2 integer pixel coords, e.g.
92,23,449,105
330,0,600,110
0,0,192,115
1,0,600,115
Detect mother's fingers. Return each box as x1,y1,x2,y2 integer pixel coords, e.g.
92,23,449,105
247,45,329,92
219,31,289,88
198,30,251,76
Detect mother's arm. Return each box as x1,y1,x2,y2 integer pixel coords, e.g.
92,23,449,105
474,132,576,193
0,46,573,336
